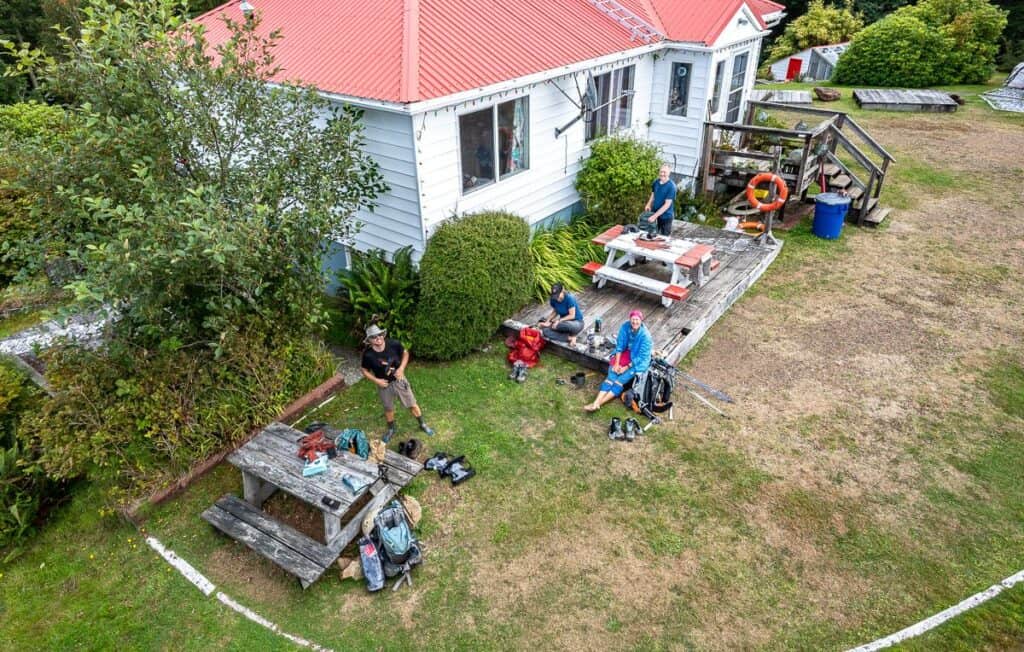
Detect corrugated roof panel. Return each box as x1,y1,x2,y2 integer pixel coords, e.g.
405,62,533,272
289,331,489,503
192,0,782,103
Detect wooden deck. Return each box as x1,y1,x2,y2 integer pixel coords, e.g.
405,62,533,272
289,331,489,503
853,88,958,112
503,222,782,371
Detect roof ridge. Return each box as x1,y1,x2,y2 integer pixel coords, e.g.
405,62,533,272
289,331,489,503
635,0,666,35
401,0,421,102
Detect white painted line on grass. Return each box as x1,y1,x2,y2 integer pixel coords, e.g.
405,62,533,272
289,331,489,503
146,535,332,651
216,592,333,651
849,569,1024,651
145,536,216,596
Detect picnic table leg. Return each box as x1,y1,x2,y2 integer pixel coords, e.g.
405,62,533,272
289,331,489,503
242,471,276,508
323,513,342,547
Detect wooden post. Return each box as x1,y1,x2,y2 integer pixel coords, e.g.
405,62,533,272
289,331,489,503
794,134,812,198
700,122,716,198
859,170,876,226
876,158,891,196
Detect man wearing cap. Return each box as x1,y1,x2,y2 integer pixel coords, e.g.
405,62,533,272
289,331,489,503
360,324,434,443
538,283,584,348
584,310,653,412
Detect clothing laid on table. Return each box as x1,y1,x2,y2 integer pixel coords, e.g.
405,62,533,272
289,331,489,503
651,178,677,236
543,292,584,343
362,339,418,410
599,322,654,397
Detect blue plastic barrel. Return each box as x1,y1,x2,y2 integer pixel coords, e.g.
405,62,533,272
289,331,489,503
812,193,852,239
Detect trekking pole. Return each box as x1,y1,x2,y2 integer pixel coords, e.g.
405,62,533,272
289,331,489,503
686,389,728,418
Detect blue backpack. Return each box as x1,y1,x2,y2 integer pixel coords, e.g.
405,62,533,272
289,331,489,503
373,500,421,577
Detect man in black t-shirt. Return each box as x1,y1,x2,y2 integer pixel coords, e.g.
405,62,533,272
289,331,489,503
360,324,434,443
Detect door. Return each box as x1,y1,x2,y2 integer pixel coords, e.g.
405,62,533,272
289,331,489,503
786,57,803,80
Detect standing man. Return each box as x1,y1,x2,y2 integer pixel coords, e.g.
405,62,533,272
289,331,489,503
538,283,584,347
644,164,677,236
360,324,434,443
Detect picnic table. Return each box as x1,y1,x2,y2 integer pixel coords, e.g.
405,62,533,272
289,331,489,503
201,421,422,588
582,225,720,307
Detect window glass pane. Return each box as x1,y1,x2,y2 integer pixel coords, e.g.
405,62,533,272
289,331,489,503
586,71,611,142
711,60,725,114
586,66,634,142
725,52,748,123
667,62,692,116
460,108,495,191
497,97,529,178
613,65,634,129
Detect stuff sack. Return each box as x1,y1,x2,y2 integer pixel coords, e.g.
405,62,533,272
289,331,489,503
335,428,371,460
506,326,545,368
372,500,422,578
358,536,385,592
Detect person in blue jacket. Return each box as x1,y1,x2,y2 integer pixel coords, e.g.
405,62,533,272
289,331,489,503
584,310,653,412
643,164,677,236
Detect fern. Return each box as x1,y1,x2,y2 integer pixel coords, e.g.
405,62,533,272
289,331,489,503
529,218,605,302
336,246,420,345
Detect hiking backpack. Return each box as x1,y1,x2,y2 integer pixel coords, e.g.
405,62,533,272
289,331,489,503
372,500,422,578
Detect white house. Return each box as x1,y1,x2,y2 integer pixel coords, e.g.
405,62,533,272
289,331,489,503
196,0,784,271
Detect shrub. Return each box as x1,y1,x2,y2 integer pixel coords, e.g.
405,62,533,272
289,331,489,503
530,218,605,302
767,0,864,61
413,212,533,360
28,333,335,503
0,103,67,286
336,246,419,345
0,360,56,550
575,136,661,227
834,0,1007,86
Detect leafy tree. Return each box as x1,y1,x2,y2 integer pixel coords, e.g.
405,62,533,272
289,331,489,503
768,0,865,61
834,0,1008,85
7,0,387,351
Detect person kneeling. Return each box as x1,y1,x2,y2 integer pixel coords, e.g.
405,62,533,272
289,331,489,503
584,310,652,412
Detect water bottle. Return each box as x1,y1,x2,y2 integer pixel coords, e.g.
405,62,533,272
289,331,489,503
594,318,602,334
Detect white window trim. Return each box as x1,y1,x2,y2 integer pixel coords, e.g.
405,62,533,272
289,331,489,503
456,95,530,196
665,61,694,119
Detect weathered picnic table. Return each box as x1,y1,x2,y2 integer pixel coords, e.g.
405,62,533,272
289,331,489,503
201,421,422,588
582,225,720,307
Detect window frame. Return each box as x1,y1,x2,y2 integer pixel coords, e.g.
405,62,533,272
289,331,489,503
725,52,749,123
666,61,693,117
458,95,530,195
585,65,636,142
710,60,726,115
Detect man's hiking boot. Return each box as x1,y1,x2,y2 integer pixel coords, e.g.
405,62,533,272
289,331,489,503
382,424,396,444
398,438,423,460
419,422,435,436
608,417,624,441
425,452,451,474
624,417,640,441
511,361,528,383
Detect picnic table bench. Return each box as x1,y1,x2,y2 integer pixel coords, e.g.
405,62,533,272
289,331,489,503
583,225,720,307
201,421,422,588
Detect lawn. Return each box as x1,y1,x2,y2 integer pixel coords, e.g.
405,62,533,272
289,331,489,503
2,80,1023,650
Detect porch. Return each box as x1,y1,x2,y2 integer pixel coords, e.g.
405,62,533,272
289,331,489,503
502,221,781,372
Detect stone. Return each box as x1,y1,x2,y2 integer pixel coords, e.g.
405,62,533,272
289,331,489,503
814,87,841,102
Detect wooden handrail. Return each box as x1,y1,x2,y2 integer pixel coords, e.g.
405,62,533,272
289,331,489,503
747,100,846,118
830,127,882,177
705,121,814,139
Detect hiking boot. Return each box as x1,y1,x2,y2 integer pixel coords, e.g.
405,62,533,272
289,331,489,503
608,417,624,441
400,438,423,460
382,424,396,444
624,417,640,441
514,362,528,383
419,422,435,436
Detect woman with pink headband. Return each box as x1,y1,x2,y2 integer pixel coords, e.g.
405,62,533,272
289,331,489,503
584,309,653,412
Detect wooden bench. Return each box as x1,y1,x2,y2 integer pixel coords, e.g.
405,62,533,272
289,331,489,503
582,262,690,304
202,494,338,589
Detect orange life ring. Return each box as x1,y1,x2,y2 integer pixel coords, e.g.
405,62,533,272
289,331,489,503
745,173,789,212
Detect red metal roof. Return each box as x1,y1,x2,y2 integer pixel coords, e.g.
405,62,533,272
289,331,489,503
193,0,779,104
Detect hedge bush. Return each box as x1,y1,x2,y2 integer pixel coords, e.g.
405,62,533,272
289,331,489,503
413,212,533,360
575,136,661,227
0,103,67,286
0,360,56,550
28,333,335,503
834,0,1007,86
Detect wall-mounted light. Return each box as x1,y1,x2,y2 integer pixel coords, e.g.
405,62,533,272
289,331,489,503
239,0,254,20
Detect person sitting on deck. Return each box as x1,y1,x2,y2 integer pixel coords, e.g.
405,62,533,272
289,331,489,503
538,283,584,348
584,310,653,412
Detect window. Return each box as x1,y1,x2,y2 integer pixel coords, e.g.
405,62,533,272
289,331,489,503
585,65,634,141
710,60,725,114
725,52,749,123
459,97,529,193
666,62,692,116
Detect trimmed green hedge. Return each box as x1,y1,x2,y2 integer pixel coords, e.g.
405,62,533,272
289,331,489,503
413,211,533,360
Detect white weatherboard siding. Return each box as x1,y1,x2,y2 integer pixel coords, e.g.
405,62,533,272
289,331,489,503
414,55,655,236
332,104,424,256
647,48,712,185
